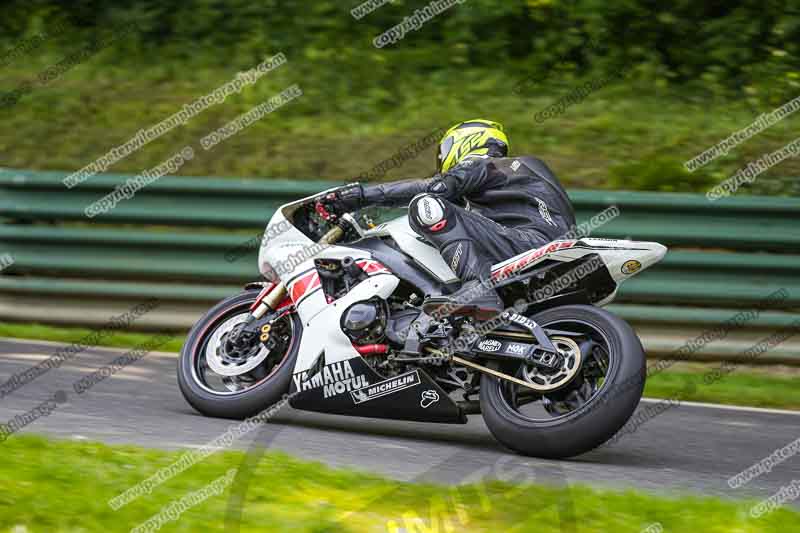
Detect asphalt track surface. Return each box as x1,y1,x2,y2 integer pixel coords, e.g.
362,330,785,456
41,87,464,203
2,337,799,508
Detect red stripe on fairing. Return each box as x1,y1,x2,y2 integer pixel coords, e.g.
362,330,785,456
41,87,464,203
356,259,390,275
289,271,320,303
287,259,392,304
491,240,577,281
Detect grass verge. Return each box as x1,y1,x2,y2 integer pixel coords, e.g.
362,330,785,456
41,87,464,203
2,321,799,410
644,362,800,410
0,321,186,354
1,434,796,532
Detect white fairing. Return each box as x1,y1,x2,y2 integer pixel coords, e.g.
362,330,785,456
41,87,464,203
489,237,667,305
579,238,667,284
258,199,400,374
293,274,398,373
363,217,459,283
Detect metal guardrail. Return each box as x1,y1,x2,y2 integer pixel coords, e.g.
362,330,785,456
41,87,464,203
1,168,799,362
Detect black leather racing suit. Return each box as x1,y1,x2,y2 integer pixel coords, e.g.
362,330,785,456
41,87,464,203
361,154,576,284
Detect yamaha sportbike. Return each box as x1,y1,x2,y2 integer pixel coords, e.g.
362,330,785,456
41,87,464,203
178,185,667,458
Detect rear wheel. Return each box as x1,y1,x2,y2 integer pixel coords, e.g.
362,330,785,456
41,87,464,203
479,305,645,458
177,289,301,419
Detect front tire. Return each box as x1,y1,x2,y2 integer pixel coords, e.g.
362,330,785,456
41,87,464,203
479,305,645,458
177,289,301,419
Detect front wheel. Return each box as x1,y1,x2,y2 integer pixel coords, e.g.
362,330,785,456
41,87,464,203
479,305,645,458
177,289,301,419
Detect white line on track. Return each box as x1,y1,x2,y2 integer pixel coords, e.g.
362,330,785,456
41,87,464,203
642,397,800,416
4,337,800,417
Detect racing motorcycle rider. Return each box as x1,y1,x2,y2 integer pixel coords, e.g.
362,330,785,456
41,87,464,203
324,119,576,320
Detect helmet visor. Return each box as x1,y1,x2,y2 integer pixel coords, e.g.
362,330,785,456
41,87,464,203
438,135,454,171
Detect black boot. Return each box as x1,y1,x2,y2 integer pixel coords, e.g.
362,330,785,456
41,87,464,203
423,239,504,320
423,279,504,321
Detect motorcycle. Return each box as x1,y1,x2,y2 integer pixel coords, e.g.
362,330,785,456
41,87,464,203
178,184,667,458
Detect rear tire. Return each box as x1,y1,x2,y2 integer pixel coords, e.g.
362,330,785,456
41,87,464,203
479,305,645,458
177,290,301,419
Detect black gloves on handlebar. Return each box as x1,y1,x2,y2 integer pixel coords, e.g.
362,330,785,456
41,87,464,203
322,184,365,215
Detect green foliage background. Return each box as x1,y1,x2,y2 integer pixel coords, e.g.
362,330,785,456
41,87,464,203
0,0,798,194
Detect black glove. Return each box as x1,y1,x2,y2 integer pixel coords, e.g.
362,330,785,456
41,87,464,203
323,184,364,215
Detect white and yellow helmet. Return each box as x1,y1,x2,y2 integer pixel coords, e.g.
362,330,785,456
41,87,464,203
437,119,509,173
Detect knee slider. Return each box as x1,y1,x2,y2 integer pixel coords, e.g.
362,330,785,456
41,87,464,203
410,194,448,231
